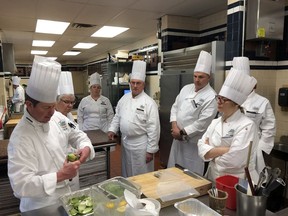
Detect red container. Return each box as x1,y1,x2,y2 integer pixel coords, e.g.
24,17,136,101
215,175,239,210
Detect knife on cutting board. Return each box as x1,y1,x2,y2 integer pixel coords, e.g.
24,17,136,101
175,163,203,180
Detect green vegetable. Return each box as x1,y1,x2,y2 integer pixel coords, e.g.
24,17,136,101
67,153,79,162
67,195,93,216
103,182,125,197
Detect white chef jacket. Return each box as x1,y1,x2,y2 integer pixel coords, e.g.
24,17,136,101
108,91,160,177
242,90,276,173
198,109,259,183
77,95,114,132
7,109,95,212
167,83,218,175
12,85,25,112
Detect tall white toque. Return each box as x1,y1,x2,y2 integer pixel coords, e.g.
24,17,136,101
26,55,62,103
232,56,250,75
57,71,74,95
89,72,101,87
130,60,146,81
219,68,257,105
194,50,212,75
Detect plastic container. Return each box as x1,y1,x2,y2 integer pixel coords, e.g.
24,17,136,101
235,184,267,216
60,188,94,216
215,175,239,210
95,176,141,199
174,198,221,216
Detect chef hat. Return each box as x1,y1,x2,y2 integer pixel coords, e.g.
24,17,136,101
219,68,257,105
26,55,61,103
89,72,101,87
57,71,74,95
232,56,250,75
194,50,212,75
12,76,21,85
130,60,146,81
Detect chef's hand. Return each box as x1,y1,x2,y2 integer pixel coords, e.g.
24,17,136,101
205,138,209,145
57,159,81,182
146,152,153,163
77,146,91,163
171,122,182,140
107,131,116,140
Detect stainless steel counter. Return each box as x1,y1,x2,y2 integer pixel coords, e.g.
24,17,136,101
21,195,281,216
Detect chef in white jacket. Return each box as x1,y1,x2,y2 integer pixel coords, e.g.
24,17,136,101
11,76,25,113
77,72,114,132
8,56,95,212
198,68,259,183
56,71,76,122
167,51,218,175
232,56,276,173
107,60,160,177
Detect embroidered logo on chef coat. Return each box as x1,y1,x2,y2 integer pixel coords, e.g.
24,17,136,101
223,129,235,138
101,101,107,105
58,120,68,131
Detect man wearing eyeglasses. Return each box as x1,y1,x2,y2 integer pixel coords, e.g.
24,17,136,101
167,51,218,175
55,71,76,122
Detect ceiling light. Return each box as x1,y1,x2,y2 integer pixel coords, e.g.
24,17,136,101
31,50,48,55
47,57,57,60
91,26,129,38
63,51,80,56
73,43,97,49
32,40,55,47
36,19,70,35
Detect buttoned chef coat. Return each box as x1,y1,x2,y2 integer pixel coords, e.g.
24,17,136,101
108,91,160,177
242,90,276,173
77,95,114,132
167,83,218,175
8,110,95,212
12,85,25,112
198,109,259,183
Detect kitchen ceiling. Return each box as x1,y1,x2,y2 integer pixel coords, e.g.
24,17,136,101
0,0,226,65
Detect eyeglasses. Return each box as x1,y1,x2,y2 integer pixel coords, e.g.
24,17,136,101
215,95,231,103
61,99,76,105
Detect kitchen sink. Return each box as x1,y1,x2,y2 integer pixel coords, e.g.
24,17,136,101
271,143,288,161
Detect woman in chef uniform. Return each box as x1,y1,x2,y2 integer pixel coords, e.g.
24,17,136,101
77,72,114,132
56,71,76,122
8,56,95,212
11,76,25,113
232,57,276,174
108,60,160,177
198,68,259,183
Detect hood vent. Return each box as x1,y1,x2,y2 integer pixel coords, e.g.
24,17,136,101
246,0,285,40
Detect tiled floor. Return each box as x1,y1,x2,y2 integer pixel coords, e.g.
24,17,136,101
110,143,161,177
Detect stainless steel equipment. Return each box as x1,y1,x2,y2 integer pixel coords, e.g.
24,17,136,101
246,0,285,40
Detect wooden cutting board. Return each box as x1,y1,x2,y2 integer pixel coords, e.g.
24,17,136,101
128,167,212,208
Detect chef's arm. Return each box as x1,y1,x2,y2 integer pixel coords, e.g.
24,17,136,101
77,103,84,130
203,147,230,160
258,102,276,154
184,99,217,136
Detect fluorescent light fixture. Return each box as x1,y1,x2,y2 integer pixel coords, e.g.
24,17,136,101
47,57,57,60
73,43,97,49
36,19,70,35
63,51,80,56
91,26,129,38
31,50,48,55
32,40,55,47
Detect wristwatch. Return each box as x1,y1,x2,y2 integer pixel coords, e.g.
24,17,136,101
180,129,186,135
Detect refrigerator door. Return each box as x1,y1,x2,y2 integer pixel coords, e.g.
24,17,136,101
159,72,193,167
